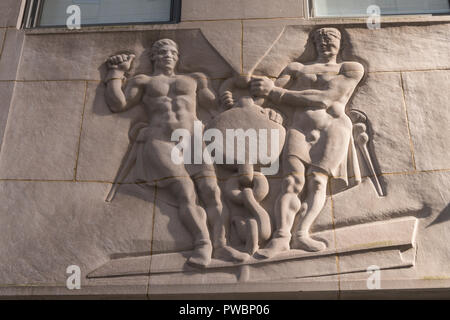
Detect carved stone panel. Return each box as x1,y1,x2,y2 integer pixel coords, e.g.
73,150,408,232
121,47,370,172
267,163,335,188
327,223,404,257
1,19,449,298
85,26,426,290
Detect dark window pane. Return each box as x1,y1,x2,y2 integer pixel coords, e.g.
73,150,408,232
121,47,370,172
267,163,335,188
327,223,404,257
39,0,173,26
314,0,450,17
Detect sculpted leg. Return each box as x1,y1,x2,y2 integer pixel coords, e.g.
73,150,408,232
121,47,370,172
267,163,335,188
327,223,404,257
172,179,212,268
195,177,226,247
292,167,328,252
196,177,249,262
245,218,259,255
231,216,259,255
257,156,305,259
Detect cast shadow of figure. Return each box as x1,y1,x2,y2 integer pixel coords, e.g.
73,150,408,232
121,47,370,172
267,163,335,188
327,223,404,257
428,203,450,228
339,28,386,196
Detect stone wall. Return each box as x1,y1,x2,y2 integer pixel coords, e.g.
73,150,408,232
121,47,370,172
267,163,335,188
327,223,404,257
0,0,449,298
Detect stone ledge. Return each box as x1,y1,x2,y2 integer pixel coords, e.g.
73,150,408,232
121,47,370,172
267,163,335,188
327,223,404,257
88,217,417,283
3,279,450,299
22,16,450,35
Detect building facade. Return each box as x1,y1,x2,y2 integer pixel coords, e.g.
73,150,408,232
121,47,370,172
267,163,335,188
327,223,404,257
0,0,449,298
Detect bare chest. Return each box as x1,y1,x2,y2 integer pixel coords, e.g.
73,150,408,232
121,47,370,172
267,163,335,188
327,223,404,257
144,76,197,98
292,66,341,90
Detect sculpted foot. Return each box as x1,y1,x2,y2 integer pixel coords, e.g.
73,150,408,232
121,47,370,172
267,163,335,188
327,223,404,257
293,233,326,252
246,243,259,256
188,240,213,268
214,246,250,263
255,236,290,259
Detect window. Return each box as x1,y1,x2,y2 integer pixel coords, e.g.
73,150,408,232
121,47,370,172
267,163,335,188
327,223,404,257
311,0,450,17
23,0,181,28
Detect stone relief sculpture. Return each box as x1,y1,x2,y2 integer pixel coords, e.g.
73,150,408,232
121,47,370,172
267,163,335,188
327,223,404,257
90,28,417,283
103,39,242,267
349,109,384,197
250,27,366,257
209,76,285,257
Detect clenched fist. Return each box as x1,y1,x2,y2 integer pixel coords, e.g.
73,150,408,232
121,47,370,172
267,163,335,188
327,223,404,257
263,108,283,125
106,53,136,72
250,77,275,98
220,91,235,109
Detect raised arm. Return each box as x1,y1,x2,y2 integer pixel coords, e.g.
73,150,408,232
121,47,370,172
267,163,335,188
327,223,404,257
104,53,145,113
192,72,220,117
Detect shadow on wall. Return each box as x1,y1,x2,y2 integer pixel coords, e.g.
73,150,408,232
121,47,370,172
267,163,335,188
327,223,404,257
428,202,450,228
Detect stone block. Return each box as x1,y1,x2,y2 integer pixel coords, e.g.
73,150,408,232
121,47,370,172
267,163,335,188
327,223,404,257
0,82,14,150
181,0,304,21
18,29,233,81
0,29,25,81
0,81,85,180
348,72,415,174
345,23,450,72
0,0,22,27
402,70,450,171
199,21,243,74
243,22,287,75
0,181,154,288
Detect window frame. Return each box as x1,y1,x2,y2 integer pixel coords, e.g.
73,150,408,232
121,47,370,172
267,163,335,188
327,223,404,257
306,0,450,18
22,0,182,29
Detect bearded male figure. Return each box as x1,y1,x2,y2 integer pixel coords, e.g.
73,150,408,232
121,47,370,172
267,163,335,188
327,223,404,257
251,28,364,257
104,39,240,267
